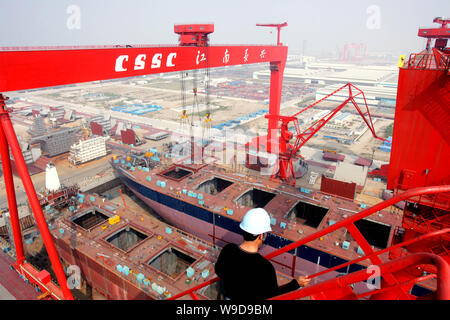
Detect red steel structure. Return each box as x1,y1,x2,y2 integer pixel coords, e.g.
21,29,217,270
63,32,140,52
418,17,449,50
261,83,386,183
174,23,214,47
169,19,450,300
386,18,450,268
0,96,73,300
0,23,288,299
255,22,288,46
0,20,449,300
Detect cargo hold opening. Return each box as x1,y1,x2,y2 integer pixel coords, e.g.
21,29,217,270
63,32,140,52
162,167,192,180
287,201,328,228
354,219,391,249
196,177,233,195
106,226,148,252
148,247,196,279
235,188,276,208
72,209,109,230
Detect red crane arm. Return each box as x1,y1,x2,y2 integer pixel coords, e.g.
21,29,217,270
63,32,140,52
0,45,287,92
289,83,387,157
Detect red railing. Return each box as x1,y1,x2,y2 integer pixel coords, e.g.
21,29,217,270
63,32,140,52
168,185,450,300
271,252,450,300
406,51,450,70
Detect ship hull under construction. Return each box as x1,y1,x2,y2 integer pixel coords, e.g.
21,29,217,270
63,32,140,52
115,166,434,297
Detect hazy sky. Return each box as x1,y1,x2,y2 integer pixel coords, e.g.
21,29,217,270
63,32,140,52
1,0,449,55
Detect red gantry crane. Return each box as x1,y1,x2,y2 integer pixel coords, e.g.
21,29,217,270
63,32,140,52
0,22,288,300
0,19,448,300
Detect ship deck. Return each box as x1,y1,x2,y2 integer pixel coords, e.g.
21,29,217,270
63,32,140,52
51,194,294,300
115,159,403,267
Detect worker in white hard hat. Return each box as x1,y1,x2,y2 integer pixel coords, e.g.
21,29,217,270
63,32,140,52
214,208,310,300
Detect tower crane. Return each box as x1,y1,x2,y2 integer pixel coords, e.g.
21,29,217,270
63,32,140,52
256,22,288,46
250,83,388,184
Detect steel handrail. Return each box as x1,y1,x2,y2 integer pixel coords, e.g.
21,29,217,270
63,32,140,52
265,185,450,260
305,228,449,281
168,185,450,300
271,252,450,300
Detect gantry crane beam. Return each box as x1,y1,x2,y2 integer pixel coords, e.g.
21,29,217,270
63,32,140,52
0,44,287,145
0,45,286,92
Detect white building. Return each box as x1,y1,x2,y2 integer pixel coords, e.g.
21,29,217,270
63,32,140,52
254,63,398,87
69,136,108,165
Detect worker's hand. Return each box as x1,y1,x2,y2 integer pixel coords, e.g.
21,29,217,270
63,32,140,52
296,276,311,287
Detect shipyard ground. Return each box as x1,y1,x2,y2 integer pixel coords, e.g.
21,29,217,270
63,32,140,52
10,66,394,164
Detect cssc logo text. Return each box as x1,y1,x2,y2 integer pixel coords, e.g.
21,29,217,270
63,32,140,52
114,53,177,72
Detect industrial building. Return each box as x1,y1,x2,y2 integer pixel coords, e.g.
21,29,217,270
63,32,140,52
333,162,369,187
0,17,448,302
253,63,398,87
68,136,108,165
144,131,170,141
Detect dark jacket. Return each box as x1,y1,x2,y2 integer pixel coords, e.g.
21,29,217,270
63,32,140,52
214,243,299,300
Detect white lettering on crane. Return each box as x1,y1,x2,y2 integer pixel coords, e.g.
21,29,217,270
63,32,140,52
151,53,163,69
196,51,206,65
115,55,129,72
134,54,146,70
243,49,249,62
167,52,177,67
260,49,267,59
366,265,381,290
223,49,230,64
114,52,177,72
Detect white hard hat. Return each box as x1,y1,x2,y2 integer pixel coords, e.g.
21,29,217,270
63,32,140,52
239,208,272,235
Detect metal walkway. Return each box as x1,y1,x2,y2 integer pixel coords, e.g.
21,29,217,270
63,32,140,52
0,252,38,300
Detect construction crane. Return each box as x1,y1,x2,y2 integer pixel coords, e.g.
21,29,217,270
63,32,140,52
248,83,387,184
0,22,288,300
175,24,213,149
342,43,367,61
256,22,288,46
418,17,450,51
0,18,448,301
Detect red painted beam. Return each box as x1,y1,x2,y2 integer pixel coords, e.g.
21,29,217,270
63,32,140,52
0,102,74,300
0,122,25,266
